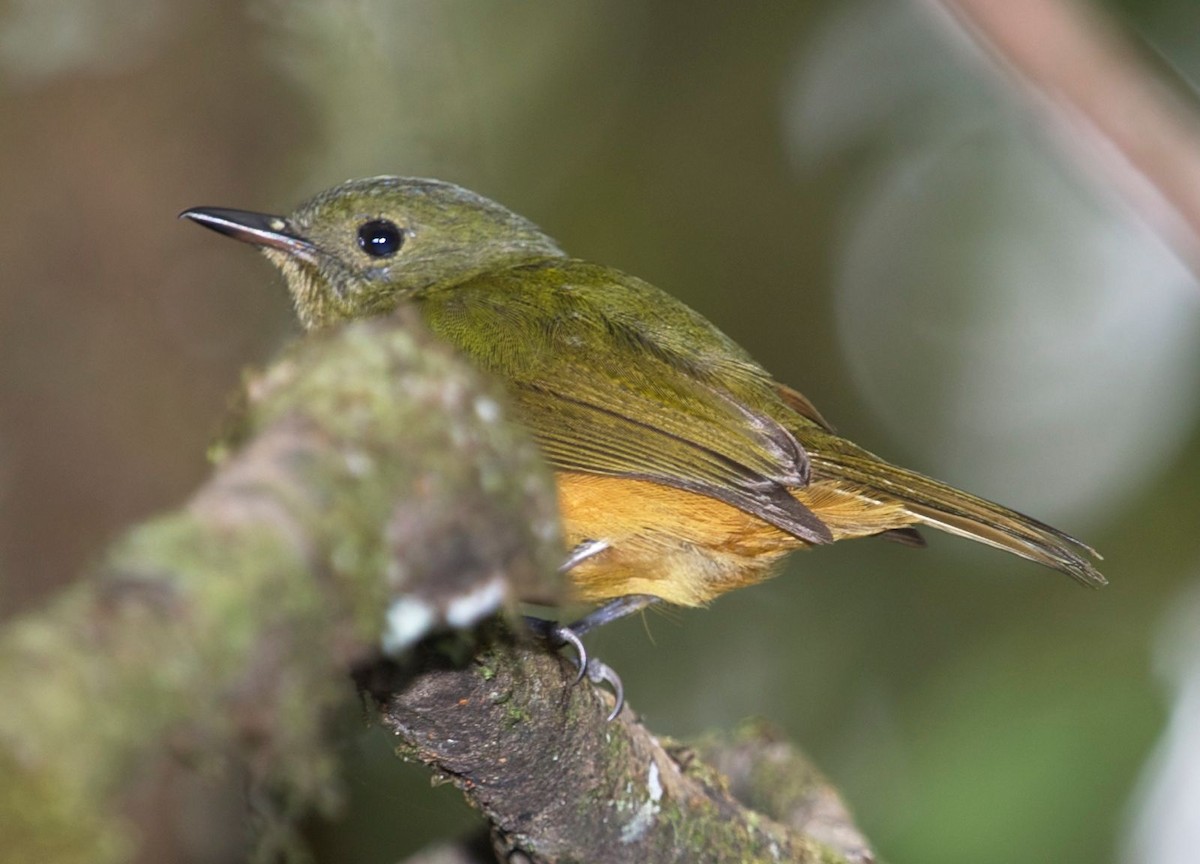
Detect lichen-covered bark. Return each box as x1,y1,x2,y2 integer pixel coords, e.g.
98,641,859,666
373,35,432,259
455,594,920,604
369,636,871,864
689,721,874,863
0,308,563,864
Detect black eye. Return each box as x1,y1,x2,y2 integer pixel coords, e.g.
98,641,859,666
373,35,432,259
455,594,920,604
356,219,404,258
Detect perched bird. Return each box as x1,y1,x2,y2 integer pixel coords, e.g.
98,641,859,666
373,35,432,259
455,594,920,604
183,177,1104,708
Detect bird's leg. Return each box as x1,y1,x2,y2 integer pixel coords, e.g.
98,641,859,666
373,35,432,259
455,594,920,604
524,541,660,721
565,593,661,637
525,595,659,721
558,538,610,572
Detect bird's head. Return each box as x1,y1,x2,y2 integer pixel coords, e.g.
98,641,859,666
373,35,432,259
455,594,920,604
183,176,564,328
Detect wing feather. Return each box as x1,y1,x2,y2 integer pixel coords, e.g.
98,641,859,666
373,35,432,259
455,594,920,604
416,260,833,544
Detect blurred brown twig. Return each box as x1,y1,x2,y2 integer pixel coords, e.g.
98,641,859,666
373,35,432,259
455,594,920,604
929,0,1200,279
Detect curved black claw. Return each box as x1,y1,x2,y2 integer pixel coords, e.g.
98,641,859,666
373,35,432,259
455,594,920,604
523,616,588,684
524,617,626,718
525,596,656,721
555,624,589,686
583,657,625,721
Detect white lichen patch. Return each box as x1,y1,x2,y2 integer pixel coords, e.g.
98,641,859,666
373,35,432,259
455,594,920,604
381,596,437,655
620,760,662,844
444,573,507,628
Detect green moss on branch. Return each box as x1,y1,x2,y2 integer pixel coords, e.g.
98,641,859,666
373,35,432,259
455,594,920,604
0,309,562,864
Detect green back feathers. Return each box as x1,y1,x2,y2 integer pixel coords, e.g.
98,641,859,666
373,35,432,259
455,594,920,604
415,258,832,545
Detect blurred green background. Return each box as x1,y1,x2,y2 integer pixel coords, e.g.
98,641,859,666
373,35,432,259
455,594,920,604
2,1,1199,862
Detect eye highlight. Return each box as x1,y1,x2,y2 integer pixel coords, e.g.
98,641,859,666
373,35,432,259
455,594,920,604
356,219,404,258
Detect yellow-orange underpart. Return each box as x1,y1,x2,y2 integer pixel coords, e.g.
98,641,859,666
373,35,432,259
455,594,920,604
555,472,919,606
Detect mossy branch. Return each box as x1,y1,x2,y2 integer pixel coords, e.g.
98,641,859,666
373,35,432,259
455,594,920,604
370,637,874,864
0,309,872,863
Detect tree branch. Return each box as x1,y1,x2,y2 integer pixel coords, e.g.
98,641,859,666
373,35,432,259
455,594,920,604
0,308,873,863
0,309,562,864
927,0,1200,278
365,635,872,864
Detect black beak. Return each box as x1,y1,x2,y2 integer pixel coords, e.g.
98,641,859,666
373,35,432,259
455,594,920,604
180,207,315,259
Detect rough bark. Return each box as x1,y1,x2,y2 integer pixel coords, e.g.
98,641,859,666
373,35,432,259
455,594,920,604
371,639,873,864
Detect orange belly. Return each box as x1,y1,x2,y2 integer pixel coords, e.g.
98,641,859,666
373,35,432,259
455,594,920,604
554,472,802,606
554,471,919,606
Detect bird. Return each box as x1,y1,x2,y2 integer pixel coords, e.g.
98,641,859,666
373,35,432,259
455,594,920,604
182,176,1104,714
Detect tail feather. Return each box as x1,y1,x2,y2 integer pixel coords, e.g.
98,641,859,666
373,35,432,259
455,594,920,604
809,444,1106,588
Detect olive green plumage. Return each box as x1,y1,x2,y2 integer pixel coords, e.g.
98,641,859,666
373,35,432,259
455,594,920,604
182,176,1104,590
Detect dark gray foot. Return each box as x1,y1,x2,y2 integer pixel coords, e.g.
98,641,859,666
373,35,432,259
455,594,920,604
566,594,659,637
524,594,661,721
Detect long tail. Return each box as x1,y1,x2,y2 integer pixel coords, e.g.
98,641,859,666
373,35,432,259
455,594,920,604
804,441,1106,588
